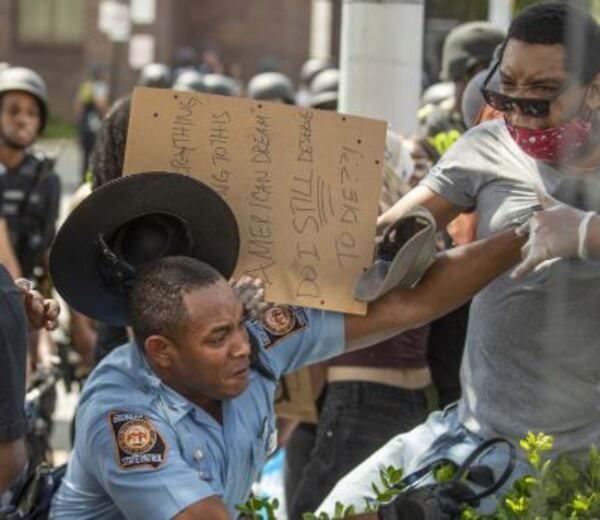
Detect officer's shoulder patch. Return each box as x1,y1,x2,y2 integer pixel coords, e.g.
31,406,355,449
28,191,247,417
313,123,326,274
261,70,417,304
248,305,308,350
107,411,167,470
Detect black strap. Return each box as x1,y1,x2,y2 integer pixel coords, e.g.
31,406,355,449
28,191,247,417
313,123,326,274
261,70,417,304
450,437,516,502
396,458,458,489
394,437,516,503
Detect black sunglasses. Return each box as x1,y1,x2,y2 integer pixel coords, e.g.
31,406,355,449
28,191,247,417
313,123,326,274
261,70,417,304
480,61,567,118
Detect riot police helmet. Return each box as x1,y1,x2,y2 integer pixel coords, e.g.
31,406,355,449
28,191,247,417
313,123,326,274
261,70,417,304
307,68,339,110
172,70,206,93
247,72,294,104
139,63,172,89
0,66,48,131
202,74,241,97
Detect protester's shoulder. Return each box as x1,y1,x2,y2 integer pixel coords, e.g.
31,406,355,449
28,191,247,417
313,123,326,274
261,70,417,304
460,119,511,147
432,119,513,172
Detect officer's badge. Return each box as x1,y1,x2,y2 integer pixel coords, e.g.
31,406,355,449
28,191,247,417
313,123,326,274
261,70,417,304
249,305,308,349
108,411,167,470
261,306,296,336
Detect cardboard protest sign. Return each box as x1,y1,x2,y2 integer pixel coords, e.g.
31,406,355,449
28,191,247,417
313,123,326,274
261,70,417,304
123,87,385,314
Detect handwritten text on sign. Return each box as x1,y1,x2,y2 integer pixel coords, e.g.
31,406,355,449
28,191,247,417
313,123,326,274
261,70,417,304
123,87,385,314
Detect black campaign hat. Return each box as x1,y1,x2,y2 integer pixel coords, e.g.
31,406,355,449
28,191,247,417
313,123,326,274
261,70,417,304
50,172,239,326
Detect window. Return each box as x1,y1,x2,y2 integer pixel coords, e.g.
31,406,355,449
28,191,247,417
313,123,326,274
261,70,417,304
18,0,85,44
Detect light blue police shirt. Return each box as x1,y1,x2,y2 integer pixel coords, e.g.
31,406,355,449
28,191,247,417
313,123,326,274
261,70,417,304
50,306,344,519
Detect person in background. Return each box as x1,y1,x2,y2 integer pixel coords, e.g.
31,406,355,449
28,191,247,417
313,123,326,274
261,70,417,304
74,65,109,180
0,67,61,282
247,72,295,105
138,63,172,90
0,66,60,367
296,58,334,107
286,80,433,520
420,21,505,158
0,272,59,493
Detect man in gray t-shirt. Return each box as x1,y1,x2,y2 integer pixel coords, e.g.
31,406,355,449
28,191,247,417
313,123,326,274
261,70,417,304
422,118,600,454
318,3,600,515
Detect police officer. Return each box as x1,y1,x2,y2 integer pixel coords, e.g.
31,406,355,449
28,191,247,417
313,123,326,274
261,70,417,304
296,58,333,107
307,68,339,110
420,22,505,158
74,65,109,179
202,73,241,97
138,63,172,89
247,72,295,104
45,170,523,519
0,67,61,280
172,69,206,93
0,272,59,495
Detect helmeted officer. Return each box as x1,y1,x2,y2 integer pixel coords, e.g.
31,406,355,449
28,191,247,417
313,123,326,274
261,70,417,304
420,22,505,157
308,68,339,110
48,172,523,519
296,58,334,106
0,67,61,279
247,72,295,104
202,74,241,97
172,69,206,93
138,63,172,89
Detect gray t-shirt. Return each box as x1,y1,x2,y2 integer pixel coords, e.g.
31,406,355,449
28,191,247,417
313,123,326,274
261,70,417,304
421,119,600,455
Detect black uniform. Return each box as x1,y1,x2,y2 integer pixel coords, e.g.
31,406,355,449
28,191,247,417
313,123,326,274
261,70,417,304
0,264,28,443
0,153,61,279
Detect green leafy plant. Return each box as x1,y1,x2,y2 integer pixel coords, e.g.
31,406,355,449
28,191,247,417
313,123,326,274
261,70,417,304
236,495,280,519
462,433,600,520
238,433,599,519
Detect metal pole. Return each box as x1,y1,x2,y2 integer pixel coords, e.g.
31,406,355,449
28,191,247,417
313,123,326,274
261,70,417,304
488,0,513,32
339,0,425,135
309,0,334,60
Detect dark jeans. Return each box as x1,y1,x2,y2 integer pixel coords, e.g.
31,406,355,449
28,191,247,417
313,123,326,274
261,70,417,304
286,380,430,520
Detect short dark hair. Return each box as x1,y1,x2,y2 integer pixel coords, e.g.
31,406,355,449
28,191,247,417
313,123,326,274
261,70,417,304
502,2,600,84
129,256,222,348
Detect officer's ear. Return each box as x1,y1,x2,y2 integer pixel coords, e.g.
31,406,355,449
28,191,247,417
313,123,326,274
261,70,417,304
144,335,176,369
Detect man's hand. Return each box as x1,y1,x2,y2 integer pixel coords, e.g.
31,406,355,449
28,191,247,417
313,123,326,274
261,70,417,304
14,279,60,331
230,276,268,320
511,190,597,279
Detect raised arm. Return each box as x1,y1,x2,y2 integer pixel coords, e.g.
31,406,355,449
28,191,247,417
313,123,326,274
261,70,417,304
377,185,464,235
344,227,524,351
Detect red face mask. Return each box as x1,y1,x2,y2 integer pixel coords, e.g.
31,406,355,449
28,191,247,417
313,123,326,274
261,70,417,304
505,116,592,163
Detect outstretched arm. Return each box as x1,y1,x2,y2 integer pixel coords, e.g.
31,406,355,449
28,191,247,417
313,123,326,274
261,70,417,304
344,227,524,351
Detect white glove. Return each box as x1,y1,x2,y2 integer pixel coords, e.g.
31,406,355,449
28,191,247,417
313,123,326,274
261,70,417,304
511,189,596,279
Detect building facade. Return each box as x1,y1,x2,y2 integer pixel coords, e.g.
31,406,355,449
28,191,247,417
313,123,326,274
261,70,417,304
4,0,587,124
